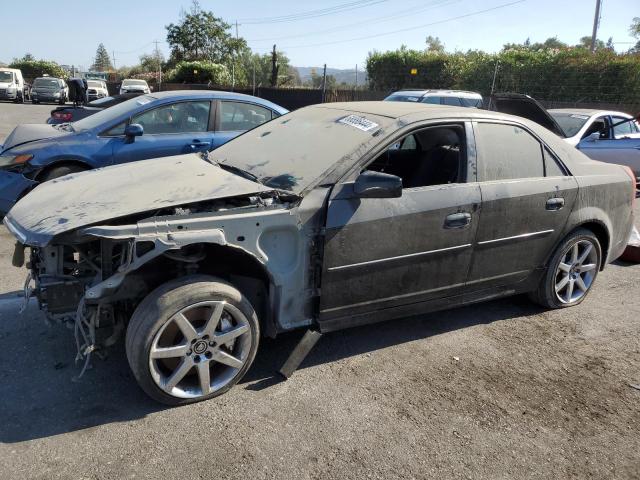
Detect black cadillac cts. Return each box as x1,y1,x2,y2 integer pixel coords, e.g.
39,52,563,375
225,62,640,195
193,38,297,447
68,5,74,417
4,102,636,405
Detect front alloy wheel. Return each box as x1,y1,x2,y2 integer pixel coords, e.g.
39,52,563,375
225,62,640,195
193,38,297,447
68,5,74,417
149,301,252,398
126,276,260,405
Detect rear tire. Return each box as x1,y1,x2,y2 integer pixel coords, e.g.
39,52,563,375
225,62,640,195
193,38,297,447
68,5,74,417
39,164,88,182
126,275,260,406
529,228,601,309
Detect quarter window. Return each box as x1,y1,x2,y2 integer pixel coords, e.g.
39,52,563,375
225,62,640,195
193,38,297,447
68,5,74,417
132,101,211,134
219,102,273,132
476,123,544,181
421,96,442,105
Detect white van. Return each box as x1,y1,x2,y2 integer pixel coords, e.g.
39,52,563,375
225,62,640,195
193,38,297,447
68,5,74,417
0,68,27,102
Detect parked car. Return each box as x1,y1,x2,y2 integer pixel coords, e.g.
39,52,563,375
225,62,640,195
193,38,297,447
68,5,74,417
31,76,69,104
385,89,483,108
0,91,287,215
4,102,635,405
491,93,640,192
0,68,28,103
47,93,143,124
86,79,109,101
120,78,150,94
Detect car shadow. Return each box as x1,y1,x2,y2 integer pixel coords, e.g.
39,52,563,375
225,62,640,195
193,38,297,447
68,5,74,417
0,295,542,443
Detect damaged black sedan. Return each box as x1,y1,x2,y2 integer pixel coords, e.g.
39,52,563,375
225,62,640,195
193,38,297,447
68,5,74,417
4,102,636,405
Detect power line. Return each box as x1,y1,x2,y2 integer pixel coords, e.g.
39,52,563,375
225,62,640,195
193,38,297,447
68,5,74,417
279,0,527,49
247,0,459,43
239,0,388,25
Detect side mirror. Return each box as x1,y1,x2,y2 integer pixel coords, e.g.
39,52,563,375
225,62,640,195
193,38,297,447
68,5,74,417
124,123,144,139
354,170,402,199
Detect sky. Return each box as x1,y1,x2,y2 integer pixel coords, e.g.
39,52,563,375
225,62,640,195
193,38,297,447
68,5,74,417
1,0,638,70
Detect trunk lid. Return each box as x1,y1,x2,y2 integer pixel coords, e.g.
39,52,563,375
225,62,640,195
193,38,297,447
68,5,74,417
491,93,567,138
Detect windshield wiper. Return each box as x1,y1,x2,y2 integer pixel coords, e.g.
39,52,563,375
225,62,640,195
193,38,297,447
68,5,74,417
217,163,262,184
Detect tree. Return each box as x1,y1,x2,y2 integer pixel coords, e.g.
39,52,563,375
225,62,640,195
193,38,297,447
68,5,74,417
164,60,231,84
21,53,35,62
165,1,246,66
425,35,445,53
9,59,67,79
577,36,605,50
91,43,113,71
237,49,297,88
630,17,640,54
502,37,567,51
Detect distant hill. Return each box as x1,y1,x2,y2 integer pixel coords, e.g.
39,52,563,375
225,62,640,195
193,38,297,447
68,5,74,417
295,66,368,86
0,61,7,67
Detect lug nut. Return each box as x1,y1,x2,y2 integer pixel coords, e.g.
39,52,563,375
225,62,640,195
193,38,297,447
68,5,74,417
186,350,192,356
209,341,216,347
194,356,201,363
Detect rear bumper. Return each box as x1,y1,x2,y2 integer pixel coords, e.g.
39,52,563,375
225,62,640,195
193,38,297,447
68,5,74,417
0,170,38,216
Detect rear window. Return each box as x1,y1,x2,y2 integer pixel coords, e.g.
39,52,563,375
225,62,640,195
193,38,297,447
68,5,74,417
34,78,61,88
476,123,544,181
421,96,442,105
123,80,147,86
384,95,421,102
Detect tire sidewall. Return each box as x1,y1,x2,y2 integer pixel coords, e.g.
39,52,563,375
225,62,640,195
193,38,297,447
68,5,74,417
544,230,601,309
126,276,260,405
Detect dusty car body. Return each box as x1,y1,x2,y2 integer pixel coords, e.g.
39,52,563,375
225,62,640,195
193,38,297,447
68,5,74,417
491,93,640,188
4,102,636,405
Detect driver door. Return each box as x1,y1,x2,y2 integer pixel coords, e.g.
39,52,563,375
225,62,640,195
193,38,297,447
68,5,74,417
318,122,481,327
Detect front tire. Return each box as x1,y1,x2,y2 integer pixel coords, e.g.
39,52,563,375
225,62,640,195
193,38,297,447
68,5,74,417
39,164,88,182
529,228,601,309
126,276,260,406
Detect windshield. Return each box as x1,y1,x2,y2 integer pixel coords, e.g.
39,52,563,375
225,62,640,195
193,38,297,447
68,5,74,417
34,78,60,88
88,81,103,88
211,106,394,194
549,112,590,137
0,71,13,83
123,79,147,86
74,95,154,131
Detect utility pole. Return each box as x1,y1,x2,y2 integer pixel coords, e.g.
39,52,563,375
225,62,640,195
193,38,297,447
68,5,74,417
154,40,162,91
112,51,116,71
321,63,327,103
231,20,239,90
252,62,256,96
270,45,279,88
590,0,603,53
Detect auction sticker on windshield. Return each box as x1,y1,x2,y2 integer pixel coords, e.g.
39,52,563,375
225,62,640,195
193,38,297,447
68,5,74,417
338,115,379,132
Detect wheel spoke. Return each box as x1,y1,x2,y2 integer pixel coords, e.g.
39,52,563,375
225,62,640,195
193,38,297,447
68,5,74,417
202,302,225,337
579,263,596,273
577,243,592,265
556,274,570,292
163,358,193,392
558,262,571,273
565,278,575,302
151,344,189,359
575,276,588,293
174,312,198,342
215,324,249,345
212,350,244,369
570,244,579,264
197,362,211,395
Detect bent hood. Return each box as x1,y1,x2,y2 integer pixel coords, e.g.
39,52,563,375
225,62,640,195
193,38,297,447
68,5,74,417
1,124,69,152
491,93,567,138
4,154,274,246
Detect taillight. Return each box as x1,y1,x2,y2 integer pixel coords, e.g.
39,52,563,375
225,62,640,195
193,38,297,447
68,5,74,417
53,112,73,122
622,166,637,207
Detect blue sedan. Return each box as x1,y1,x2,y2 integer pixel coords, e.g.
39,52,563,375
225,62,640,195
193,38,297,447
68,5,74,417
0,90,288,215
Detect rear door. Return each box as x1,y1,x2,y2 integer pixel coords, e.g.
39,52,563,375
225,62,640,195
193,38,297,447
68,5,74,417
467,121,579,290
319,122,481,324
213,100,278,148
110,100,215,164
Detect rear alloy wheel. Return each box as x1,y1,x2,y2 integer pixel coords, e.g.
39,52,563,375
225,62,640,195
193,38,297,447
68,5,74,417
529,228,601,308
126,276,260,405
553,239,599,304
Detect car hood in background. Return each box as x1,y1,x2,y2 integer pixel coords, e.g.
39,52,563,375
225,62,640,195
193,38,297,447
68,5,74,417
1,124,69,152
4,154,274,246
491,93,567,138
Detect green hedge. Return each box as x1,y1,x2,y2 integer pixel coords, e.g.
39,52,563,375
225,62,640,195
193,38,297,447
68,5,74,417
366,48,640,103
164,61,231,85
8,59,68,80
